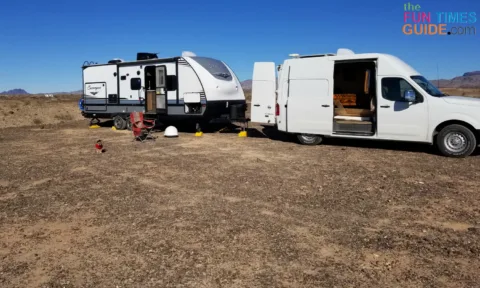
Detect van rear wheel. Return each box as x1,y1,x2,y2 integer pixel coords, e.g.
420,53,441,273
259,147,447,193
436,124,476,158
297,134,323,145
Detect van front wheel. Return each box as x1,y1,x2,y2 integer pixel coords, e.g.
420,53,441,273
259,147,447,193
297,134,323,145
436,124,476,158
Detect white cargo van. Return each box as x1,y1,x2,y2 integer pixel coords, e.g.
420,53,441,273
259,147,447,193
251,48,480,157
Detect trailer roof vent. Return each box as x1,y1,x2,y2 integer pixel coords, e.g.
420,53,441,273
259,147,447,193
137,52,158,61
108,58,124,64
182,51,197,57
336,48,355,55
289,53,300,58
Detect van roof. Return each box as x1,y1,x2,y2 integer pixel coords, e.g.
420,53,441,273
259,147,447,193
285,53,421,76
298,53,336,58
290,52,386,60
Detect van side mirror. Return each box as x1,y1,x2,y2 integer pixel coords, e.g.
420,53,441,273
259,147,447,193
404,90,416,102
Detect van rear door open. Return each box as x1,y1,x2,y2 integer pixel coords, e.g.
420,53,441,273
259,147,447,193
251,62,276,124
286,58,334,135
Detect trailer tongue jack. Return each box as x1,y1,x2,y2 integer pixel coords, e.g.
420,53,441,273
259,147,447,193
195,123,203,137
89,116,101,128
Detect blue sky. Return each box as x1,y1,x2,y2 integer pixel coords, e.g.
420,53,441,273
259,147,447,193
0,0,478,93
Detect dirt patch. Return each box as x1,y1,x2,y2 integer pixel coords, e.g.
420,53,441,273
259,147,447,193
0,94,479,287
0,95,83,129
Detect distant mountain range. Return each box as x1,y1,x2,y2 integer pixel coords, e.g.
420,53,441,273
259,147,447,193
0,89,82,95
431,71,480,89
1,71,479,95
0,89,29,95
240,80,253,90
240,71,480,91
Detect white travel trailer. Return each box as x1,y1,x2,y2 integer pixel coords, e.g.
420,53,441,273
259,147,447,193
81,52,247,130
251,48,480,157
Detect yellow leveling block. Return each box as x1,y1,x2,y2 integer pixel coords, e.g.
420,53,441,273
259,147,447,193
89,124,101,129
195,132,203,137
111,126,117,131
238,131,247,137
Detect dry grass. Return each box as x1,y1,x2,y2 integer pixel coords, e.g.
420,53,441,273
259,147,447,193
32,118,42,125
244,90,252,102
0,93,479,287
440,88,480,98
0,95,83,129
54,113,74,121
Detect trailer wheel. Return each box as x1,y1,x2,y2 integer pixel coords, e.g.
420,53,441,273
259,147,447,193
126,118,132,131
436,124,476,158
113,116,127,130
297,134,323,145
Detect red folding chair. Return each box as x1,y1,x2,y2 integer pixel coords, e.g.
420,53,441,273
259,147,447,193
130,111,156,142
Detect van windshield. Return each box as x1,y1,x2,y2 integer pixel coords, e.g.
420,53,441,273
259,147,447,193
410,75,446,97
189,57,232,81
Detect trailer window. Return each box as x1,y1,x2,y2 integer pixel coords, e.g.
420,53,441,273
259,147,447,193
189,57,232,81
167,75,177,91
131,78,141,90
156,67,166,88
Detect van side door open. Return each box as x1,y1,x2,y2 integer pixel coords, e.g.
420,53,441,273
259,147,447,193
376,77,429,141
286,58,334,135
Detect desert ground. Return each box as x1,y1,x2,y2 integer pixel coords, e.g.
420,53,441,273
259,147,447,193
1,90,480,287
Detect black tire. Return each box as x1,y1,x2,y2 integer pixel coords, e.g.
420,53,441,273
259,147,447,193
436,124,477,158
113,116,127,130
126,118,132,131
297,134,323,145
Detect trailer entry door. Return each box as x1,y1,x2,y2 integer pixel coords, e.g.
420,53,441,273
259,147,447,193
155,66,167,114
143,65,167,114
